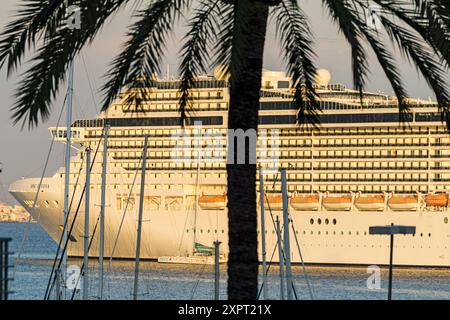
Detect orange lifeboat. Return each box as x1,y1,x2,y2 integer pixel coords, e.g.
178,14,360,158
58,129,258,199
198,194,227,210
354,193,385,211
425,193,448,207
264,194,283,211
290,193,321,211
322,193,353,211
388,193,421,211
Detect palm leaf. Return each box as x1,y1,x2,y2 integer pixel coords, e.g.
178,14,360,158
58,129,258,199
101,0,190,112
322,0,369,101
273,0,320,126
178,0,224,124
8,0,130,128
381,15,450,127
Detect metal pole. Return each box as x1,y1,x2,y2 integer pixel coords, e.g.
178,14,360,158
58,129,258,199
259,167,268,300
4,240,8,300
214,240,221,300
388,229,394,300
98,124,109,300
133,136,148,300
83,147,91,300
276,217,285,300
281,169,293,300
0,239,3,300
61,60,75,300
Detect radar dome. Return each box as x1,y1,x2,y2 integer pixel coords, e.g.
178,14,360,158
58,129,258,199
314,69,331,86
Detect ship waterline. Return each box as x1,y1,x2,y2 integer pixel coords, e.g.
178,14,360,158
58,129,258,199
9,69,450,267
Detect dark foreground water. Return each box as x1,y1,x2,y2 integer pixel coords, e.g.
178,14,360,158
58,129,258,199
1,222,450,300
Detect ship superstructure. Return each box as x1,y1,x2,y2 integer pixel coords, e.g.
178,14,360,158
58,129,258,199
9,69,450,266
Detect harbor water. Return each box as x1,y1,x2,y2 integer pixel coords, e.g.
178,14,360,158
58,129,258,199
1,222,450,300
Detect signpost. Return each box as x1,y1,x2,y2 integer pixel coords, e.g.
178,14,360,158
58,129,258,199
369,224,416,300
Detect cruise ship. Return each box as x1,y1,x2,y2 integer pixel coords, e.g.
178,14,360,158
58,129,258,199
9,69,450,267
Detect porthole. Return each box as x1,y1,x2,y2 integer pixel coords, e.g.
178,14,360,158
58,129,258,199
310,218,314,225
420,233,423,237
333,219,337,225
428,233,431,237
318,219,322,225
445,217,449,224
325,219,329,225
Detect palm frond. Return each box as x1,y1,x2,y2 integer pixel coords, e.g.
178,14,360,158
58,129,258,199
178,0,224,125
349,1,410,120
273,0,320,126
10,0,130,128
373,0,450,66
211,2,235,78
381,15,450,127
322,0,369,100
101,0,190,112
0,0,66,75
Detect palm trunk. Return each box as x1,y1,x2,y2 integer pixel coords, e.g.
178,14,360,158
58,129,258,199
227,0,269,300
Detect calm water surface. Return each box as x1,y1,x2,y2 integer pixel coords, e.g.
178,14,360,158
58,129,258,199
1,222,450,300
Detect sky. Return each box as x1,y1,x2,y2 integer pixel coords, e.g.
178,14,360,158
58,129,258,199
0,0,441,204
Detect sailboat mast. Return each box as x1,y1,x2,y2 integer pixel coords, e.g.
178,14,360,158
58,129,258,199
193,127,201,255
83,147,91,300
98,124,109,300
281,168,293,300
61,60,74,300
133,136,148,300
259,166,268,300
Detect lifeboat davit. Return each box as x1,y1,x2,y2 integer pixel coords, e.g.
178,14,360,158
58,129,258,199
354,193,386,211
198,194,227,210
322,193,353,211
264,194,283,211
388,193,421,211
290,193,321,211
425,193,448,207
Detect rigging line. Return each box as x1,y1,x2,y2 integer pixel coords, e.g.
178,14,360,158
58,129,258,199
11,96,67,284
49,133,104,300
257,229,279,299
189,262,209,300
44,151,86,300
266,168,311,300
45,132,104,300
289,216,315,300
105,151,142,279
49,134,103,300
108,157,142,260
80,51,99,112
70,211,101,300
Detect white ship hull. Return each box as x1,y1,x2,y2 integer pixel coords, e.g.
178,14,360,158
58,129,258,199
10,177,450,267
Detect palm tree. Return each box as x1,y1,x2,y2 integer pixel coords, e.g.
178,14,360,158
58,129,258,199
1,0,450,299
